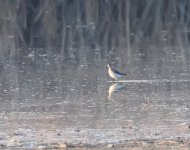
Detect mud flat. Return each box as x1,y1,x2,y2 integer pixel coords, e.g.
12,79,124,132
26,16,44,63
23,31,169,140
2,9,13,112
1,139,190,150
0,121,190,150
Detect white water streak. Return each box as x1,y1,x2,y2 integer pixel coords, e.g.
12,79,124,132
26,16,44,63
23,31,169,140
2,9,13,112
107,79,190,83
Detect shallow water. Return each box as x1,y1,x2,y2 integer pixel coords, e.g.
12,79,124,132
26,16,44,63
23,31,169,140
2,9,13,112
0,54,190,149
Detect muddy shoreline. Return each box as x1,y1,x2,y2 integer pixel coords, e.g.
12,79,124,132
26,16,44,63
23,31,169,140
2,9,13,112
0,124,190,149
1,139,190,150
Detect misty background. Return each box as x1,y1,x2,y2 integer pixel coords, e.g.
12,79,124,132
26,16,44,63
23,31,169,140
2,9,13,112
1,0,190,76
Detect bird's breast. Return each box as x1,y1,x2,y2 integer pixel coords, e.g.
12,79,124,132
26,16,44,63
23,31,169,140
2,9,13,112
108,68,116,79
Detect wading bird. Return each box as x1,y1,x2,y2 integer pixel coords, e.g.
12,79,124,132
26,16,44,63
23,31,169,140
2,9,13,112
107,64,127,81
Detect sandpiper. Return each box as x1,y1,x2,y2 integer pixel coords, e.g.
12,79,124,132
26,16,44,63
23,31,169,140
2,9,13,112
107,64,127,81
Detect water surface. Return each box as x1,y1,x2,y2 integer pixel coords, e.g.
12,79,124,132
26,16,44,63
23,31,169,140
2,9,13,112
0,53,190,148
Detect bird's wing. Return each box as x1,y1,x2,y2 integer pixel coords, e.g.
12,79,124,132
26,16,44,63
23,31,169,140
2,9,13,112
112,68,127,75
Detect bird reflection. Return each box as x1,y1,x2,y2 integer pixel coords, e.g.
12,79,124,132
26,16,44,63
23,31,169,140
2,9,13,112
108,83,125,100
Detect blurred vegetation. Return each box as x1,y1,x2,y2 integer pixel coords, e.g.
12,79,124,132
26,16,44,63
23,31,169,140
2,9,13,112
0,0,190,66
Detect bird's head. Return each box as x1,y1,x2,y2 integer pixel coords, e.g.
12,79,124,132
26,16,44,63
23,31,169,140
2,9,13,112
107,64,110,68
